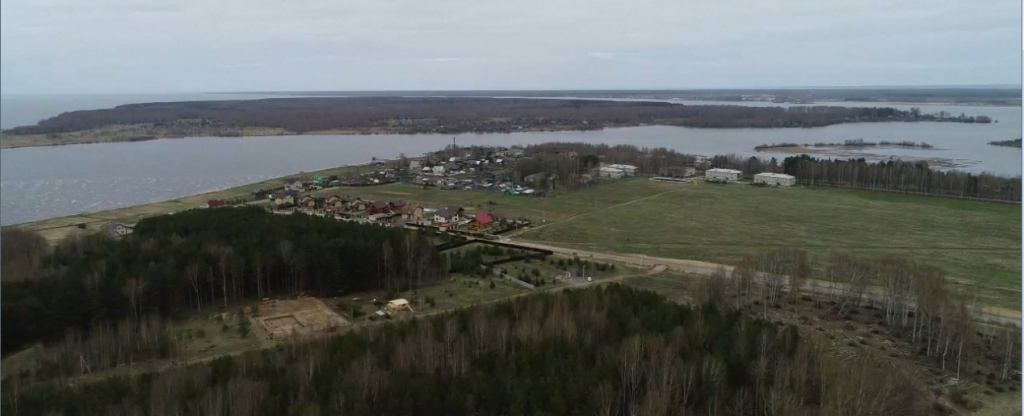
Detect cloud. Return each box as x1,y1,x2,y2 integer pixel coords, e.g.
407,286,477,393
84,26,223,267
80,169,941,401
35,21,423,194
1,0,1020,93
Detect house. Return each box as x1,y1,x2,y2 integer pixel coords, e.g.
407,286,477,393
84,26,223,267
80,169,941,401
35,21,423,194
312,176,328,187
251,188,267,199
206,199,227,208
298,195,316,208
273,193,297,206
433,206,464,224
470,211,495,231
402,204,425,223
106,222,135,237
386,299,412,313
599,167,625,179
409,160,421,169
432,166,446,175
368,201,391,214
285,181,304,192
753,172,796,187
348,198,369,211
705,168,742,182
390,200,407,210
325,195,346,210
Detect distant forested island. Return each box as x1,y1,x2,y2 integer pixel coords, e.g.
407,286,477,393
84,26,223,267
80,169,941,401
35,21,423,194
0,97,993,149
988,138,1022,148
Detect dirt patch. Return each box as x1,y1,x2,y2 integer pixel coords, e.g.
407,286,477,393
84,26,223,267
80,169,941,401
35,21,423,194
255,298,349,339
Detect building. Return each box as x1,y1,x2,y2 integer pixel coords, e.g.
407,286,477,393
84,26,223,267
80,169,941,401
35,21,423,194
106,222,135,237
753,172,796,187
705,168,742,182
325,195,346,211
599,167,625,179
368,201,391,214
434,206,464,224
470,211,495,230
206,199,227,208
386,299,412,313
495,148,525,158
285,181,304,192
402,204,425,223
605,164,638,176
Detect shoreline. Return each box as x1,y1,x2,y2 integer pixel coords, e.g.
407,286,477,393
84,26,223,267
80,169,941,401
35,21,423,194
1,162,372,241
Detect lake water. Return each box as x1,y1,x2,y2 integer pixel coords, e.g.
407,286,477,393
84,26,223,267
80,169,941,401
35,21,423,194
1,94,1020,226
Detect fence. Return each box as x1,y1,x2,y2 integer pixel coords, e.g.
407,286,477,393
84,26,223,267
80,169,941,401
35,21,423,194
487,267,536,290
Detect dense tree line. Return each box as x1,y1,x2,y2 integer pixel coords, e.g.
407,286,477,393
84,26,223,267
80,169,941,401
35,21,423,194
988,138,1022,148
3,285,930,416
0,208,443,354
779,155,1022,202
1,97,988,138
507,143,699,190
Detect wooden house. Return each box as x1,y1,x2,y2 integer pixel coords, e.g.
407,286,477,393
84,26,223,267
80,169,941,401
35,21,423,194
402,204,425,223
470,211,495,231
325,195,346,211
368,201,391,214
348,198,368,212
299,195,316,209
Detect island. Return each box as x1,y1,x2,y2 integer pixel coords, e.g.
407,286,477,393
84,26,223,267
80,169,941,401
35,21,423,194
0,96,993,149
988,138,1022,148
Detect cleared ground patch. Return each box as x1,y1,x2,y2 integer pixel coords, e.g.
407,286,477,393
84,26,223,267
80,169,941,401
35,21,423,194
255,298,349,339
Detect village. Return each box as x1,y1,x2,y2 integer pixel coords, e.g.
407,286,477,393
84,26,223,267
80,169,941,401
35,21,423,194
101,145,797,239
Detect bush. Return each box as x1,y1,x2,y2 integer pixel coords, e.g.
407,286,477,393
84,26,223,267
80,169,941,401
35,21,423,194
489,281,496,289
352,308,366,319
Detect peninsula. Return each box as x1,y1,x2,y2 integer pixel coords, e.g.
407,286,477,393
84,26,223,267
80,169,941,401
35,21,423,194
0,97,992,149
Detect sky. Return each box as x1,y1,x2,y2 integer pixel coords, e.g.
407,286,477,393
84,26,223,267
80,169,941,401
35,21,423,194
1,0,1021,94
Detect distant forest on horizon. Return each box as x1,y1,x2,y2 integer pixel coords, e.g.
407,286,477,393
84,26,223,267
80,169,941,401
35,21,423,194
1,96,996,137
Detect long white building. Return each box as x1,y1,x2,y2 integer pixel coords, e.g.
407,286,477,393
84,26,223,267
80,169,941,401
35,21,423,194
753,172,796,187
604,164,638,176
705,168,742,182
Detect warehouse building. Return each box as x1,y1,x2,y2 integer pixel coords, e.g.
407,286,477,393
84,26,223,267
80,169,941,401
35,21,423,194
753,172,796,187
705,168,742,182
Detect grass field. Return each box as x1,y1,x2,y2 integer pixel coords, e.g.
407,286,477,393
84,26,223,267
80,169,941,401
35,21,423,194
320,179,1021,308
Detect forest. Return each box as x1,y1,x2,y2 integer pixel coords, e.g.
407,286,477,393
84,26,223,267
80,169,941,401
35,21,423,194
3,285,934,416
513,143,697,191
774,155,1021,202
0,207,443,355
0,97,990,138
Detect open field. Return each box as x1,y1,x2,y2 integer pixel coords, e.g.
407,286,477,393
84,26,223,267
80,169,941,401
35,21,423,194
317,178,1020,307
519,182,1021,307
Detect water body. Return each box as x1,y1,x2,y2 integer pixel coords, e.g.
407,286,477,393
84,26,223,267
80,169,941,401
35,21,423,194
1,95,1020,226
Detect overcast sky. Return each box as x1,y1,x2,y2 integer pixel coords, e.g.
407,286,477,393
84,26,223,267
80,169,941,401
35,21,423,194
1,0,1020,94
